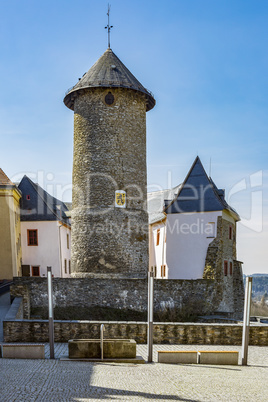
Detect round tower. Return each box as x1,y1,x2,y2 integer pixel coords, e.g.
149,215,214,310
64,48,155,278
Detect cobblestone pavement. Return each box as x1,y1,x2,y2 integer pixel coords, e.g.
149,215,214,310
0,343,267,401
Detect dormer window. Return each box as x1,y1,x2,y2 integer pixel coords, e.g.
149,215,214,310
26,195,30,200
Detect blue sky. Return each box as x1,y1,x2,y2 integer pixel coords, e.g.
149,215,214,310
1,0,267,274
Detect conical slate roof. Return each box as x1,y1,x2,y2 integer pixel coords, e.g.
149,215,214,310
64,48,155,112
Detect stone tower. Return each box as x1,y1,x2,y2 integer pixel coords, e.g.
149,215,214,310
64,48,155,278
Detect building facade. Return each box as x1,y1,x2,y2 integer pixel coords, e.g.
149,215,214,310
149,157,243,283
18,176,71,278
0,169,22,279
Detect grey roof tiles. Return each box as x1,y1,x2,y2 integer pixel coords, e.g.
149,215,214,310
18,176,70,224
64,48,155,111
165,156,239,219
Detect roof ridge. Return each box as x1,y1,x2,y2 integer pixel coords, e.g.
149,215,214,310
164,156,201,212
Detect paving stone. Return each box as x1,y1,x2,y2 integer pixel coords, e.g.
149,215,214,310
0,343,267,401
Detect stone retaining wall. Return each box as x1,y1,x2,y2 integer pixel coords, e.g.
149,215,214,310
3,320,268,345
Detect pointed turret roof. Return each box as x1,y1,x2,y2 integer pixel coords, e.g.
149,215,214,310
0,168,14,186
164,156,240,220
64,48,155,111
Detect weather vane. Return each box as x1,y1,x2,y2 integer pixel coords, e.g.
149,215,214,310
105,4,113,48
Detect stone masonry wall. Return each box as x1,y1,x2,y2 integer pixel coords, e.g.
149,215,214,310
10,275,243,320
72,88,148,279
203,216,244,317
10,277,217,317
4,319,268,345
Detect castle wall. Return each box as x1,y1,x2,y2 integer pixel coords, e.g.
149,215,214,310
203,215,244,314
10,276,243,320
72,88,148,278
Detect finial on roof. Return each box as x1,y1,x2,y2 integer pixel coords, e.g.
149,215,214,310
104,3,113,48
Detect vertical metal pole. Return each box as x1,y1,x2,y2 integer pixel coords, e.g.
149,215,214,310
47,267,54,359
242,276,252,365
147,267,154,362
100,324,105,360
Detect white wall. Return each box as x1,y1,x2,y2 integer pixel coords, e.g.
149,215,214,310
59,224,71,277
149,222,167,278
166,211,222,279
21,221,71,277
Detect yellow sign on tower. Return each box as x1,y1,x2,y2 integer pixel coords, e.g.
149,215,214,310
115,190,126,208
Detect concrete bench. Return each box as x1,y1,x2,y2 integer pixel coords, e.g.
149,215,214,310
68,339,136,359
158,351,198,364
198,351,239,365
1,344,45,359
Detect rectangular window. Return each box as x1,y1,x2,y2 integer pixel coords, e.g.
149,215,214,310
69,260,71,274
22,265,30,277
229,261,233,276
27,229,38,246
64,259,67,274
154,266,157,277
224,260,228,276
161,265,166,277
26,195,30,200
32,266,40,277
156,229,160,246
229,226,233,240
67,234,70,249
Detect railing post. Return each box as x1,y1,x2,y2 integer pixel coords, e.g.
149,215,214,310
47,267,54,359
147,266,154,362
100,324,105,360
241,276,252,365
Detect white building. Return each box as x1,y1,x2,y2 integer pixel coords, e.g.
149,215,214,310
18,176,71,278
148,157,241,280
148,186,180,279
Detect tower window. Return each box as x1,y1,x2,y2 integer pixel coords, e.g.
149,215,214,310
229,226,233,240
105,91,115,105
229,261,233,276
224,260,228,276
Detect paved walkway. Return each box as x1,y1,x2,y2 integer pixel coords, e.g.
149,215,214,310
1,343,268,401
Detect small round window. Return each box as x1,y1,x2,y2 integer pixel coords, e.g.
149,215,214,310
105,91,115,105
